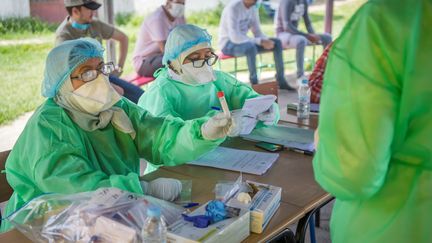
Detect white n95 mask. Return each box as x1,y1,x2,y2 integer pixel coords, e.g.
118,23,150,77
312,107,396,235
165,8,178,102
180,62,216,86
168,3,185,18
71,74,120,115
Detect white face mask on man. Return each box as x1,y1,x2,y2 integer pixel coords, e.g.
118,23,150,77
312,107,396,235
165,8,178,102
179,62,216,86
70,74,120,115
168,3,185,18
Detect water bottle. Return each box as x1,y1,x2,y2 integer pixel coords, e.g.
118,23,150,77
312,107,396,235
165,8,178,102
297,79,311,119
141,206,167,243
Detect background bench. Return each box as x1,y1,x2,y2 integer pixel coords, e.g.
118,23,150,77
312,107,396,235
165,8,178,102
217,43,321,80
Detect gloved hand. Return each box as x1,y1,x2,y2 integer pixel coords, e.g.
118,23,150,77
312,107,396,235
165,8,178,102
140,178,182,202
201,112,242,140
257,103,277,125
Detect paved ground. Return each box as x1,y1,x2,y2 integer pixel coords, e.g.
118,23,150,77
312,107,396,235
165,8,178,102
0,112,33,151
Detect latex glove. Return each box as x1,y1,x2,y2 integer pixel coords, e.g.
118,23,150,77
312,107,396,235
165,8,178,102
140,178,182,202
201,112,242,140
228,110,245,137
257,103,277,125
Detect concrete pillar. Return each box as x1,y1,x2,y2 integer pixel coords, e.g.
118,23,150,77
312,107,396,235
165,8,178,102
101,0,117,65
324,0,334,34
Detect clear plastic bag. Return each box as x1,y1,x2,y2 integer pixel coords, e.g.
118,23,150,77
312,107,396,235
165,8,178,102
174,179,192,204
8,187,184,243
214,174,252,203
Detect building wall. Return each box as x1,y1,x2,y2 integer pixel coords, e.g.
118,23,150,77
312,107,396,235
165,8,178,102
0,0,30,19
0,0,234,22
30,0,68,23
132,0,231,16
113,0,135,14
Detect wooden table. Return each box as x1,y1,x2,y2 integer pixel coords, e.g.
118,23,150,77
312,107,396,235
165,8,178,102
0,229,31,243
0,128,329,243
144,137,330,242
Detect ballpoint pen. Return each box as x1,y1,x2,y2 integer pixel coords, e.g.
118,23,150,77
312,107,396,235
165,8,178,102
289,148,314,156
180,202,200,208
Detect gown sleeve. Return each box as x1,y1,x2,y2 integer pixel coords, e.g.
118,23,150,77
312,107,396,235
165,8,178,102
126,100,224,166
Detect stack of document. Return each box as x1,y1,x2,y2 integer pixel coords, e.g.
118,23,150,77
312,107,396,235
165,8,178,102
188,147,279,175
242,125,315,152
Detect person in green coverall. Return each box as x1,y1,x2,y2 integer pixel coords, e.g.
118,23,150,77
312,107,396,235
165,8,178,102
313,0,432,242
138,24,280,173
1,38,242,232
138,24,279,124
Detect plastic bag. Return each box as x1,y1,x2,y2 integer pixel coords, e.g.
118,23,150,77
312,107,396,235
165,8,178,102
174,179,192,204
214,174,252,203
8,187,184,243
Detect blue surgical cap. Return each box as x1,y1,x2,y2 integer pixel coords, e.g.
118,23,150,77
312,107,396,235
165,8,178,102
41,38,104,98
162,24,212,65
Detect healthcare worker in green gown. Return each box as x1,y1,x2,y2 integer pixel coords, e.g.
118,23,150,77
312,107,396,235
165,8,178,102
313,0,432,242
1,38,241,232
138,24,279,124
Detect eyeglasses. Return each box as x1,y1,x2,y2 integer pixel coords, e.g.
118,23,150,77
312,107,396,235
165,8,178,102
186,52,218,68
71,62,115,82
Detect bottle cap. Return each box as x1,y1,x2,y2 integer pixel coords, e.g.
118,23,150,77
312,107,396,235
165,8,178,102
302,79,308,84
147,206,161,217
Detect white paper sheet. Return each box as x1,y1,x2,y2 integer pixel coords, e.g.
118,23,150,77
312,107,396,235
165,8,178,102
238,95,276,135
188,147,279,175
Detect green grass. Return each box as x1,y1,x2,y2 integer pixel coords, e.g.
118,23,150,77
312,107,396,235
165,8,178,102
0,17,57,35
0,0,366,125
0,43,49,124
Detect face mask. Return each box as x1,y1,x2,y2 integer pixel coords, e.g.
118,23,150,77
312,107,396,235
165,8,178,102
71,74,120,115
180,62,216,86
168,3,185,18
71,21,90,30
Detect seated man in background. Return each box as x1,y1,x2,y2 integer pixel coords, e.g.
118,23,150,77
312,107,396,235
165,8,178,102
133,0,186,77
218,0,295,90
0,38,240,232
275,0,332,79
56,0,144,103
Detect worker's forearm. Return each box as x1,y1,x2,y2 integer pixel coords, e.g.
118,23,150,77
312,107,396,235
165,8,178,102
118,39,128,68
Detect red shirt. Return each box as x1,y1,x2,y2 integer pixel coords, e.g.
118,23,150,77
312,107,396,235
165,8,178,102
309,42,333,104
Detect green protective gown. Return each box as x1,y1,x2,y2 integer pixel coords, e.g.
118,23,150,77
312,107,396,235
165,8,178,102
313,0,432,242
1,98,223,232
138,68,280,122
138,68,280,173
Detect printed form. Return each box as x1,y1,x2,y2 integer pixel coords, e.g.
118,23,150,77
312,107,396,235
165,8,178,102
188,147,279,175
